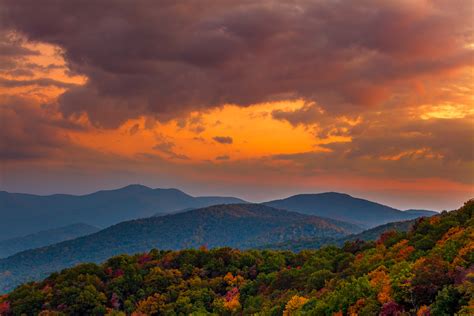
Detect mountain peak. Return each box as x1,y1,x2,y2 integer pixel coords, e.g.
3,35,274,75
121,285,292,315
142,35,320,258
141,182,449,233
0,186,245,241
263,192,428,228
292,192,352,198
119,184,152,191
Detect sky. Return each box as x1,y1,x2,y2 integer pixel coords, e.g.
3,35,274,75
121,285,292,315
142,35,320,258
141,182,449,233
0,0,473,210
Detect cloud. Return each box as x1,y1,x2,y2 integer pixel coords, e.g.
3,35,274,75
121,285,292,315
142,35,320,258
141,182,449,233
153,140,189,160
339,115,474,163
272,102,326,127
0,77,78,88
0,31,38,57
213,136,233,144
5,63,65,77
190,125,205,134
216,155,230,161
1,0,472,127
0,95,78,160
0,31,39,75
128,123,140,135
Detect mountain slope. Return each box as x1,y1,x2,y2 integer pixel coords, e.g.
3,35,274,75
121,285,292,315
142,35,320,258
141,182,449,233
2,201,472,315
0,184,247,240
264,192,434,228
342,218,416,242
261,218,418,252
0,223,100,258
0,203,360,292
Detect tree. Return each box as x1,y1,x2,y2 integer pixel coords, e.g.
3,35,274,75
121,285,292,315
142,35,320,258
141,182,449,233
307,269,333,291
410,256,451,306
379,301,403,316
430,286,463,316
135,293,167,315
8,283,45,315
283,295,308,315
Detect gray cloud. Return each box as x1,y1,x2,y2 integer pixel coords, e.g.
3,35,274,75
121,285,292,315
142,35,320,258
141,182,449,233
0,0,472,127
272,103,326,127
0,32,38,57
213,136,233,144
269,108,474,184
0,77,78,88
153,140,189,160
0,31,40,76
340,116,474,163
0,95,81,160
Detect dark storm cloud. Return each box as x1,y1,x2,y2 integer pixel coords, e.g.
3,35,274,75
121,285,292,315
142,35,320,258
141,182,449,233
1,0,472,127
213,136,233,144
0,95,76,160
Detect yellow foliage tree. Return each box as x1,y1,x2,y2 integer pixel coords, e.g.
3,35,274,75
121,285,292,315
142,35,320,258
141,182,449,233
223,287,241,312
453,241,474,267
223,272,244,287
283,295,309,316
437,226,465,246
135,293,167,315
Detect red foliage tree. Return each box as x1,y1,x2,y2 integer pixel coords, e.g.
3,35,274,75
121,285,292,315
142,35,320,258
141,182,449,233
411,256,452,306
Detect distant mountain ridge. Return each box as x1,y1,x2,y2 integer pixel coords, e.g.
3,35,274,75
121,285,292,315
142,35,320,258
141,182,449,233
0,186,437,241
260,218,418,252
0,223,100,258
0,203,361,292
264,192,436,228
0,185,247,240
404,209,438,217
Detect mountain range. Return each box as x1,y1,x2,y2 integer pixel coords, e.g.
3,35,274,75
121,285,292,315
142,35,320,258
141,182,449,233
0,203,361,292
0,184,439,292
264,192,436,227
0,184,246,240
0,185,436,242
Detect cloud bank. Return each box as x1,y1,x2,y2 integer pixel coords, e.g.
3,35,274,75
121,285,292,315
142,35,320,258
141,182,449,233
1,0,472,127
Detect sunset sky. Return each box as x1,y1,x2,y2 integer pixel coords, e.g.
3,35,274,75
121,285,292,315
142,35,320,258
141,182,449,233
0,0,473,210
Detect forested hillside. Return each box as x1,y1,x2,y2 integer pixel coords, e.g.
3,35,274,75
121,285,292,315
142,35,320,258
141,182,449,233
1,200,471,315
0,204,359,293
261,218,417,252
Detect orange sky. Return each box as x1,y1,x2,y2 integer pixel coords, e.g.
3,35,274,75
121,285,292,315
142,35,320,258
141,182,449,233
0,1,473,210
